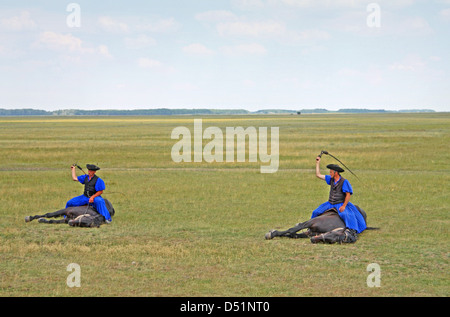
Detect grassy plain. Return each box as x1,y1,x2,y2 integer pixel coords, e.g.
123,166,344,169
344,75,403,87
0,113,449,297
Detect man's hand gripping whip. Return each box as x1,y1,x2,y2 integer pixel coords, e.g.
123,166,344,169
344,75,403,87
318,150,361,182
72,163,86,175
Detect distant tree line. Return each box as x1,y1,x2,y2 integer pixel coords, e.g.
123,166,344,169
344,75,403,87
0,108,251,116
0,107,436,116
51,108,251,116
0,108,52,116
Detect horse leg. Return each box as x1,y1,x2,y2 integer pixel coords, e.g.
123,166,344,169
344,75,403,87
265,219,314,239
38,218,67,224
310,228,357,244
25,208,68,223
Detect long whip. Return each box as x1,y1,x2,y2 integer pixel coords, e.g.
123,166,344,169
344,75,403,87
318,150,361,182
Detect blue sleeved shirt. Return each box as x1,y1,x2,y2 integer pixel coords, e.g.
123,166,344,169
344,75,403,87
77,175,106,192
325,175,353,195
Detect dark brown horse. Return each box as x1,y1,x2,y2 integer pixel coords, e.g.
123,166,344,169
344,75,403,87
265,206,373,244
25,199,115,228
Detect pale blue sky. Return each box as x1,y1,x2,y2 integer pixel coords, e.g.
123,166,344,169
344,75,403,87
0,0,449,111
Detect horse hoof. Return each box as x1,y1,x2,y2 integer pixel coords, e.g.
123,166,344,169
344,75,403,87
310,236,322,244
38,218,48,223
25,216,31,223
265,230,275,240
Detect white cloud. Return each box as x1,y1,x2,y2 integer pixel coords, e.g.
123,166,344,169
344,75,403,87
221,43,267,56
293,29,330,41
138,57,175,73
97,44,113,59
124,35,156,49
429,56,442,62
270,0,416,9
136,17,180,33
399,16,433,35
98,16,130,33
138,57,163,68
389,55,427,72
37,31,85,52
326,9,433,37
35,32,113,59
273,0,361,8
98,15,179,34
182,43,214,55
217,20,286,37
195,10,238,23
205,11,329,45
231,0,266,10
439,8,450,21
1,11,36,31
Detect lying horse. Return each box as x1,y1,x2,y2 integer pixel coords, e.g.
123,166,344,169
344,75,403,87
265,206,371,244
25,199,115,228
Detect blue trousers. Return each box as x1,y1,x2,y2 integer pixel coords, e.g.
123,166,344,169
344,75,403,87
66,195,112,222
311,201,366,233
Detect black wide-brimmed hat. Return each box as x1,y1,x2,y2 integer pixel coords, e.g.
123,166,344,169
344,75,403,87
86,164,100,171
327,164,344,173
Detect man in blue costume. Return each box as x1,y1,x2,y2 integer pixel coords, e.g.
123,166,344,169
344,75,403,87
313,155,366,234
66,164,112,223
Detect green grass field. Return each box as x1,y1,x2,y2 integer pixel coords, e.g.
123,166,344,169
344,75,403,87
0,113,449,297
